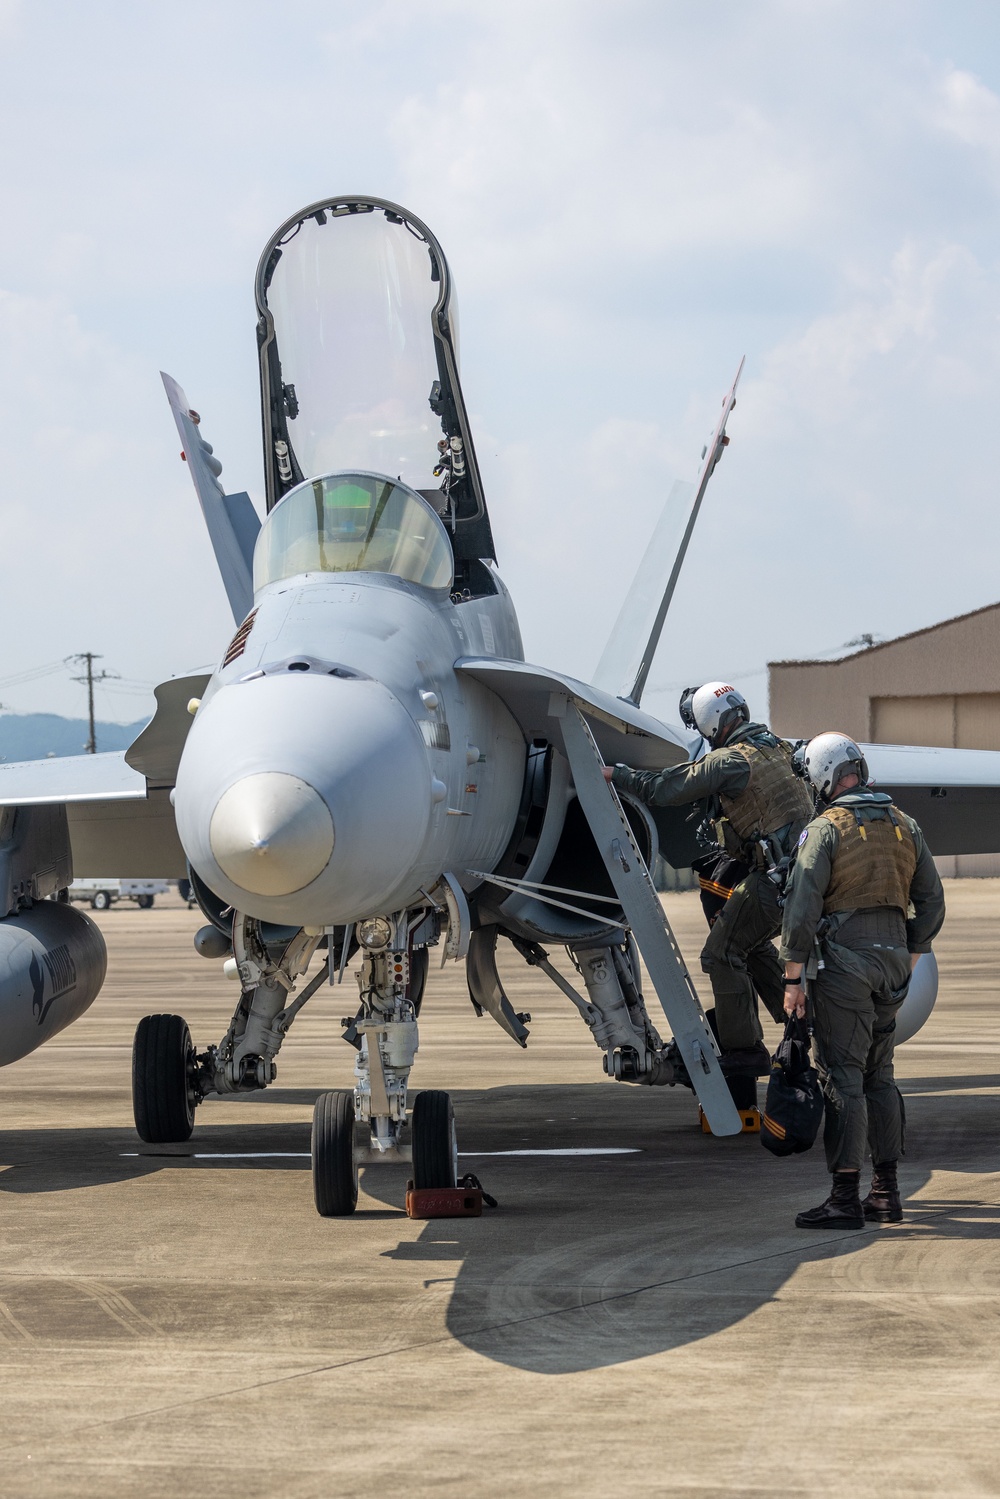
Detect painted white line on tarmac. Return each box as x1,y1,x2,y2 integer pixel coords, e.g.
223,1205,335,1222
121,1152,310,1159
458,1148,641,1157
121,1148,642,1160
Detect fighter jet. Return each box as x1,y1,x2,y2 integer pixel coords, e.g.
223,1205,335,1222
1,196,998,1216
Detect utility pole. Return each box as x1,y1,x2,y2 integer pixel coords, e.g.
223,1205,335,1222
68,653,117,754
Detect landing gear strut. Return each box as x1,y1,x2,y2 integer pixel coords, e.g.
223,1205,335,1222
310,905,456,1216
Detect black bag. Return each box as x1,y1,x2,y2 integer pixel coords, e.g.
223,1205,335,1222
760,1014,825,1157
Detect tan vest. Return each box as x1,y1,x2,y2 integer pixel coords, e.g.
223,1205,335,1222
719,739,814,847
819,803,917,915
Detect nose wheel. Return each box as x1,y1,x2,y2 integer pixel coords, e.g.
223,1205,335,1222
312,1090,359,1216
132,1013,197,1142
411,1090,458,1189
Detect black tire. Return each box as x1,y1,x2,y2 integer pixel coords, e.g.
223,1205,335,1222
92,891,111,911
312,1091,358,1216
132,1014,196,1142
411,1090,457,1190
136,894,154,910
411,946,430,1017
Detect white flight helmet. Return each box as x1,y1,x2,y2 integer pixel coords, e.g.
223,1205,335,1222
803,732,870,802
691,682,750,745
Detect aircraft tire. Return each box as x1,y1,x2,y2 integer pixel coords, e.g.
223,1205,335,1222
312,1090,358,1216
132,1014,196,1143
136,894,154,910
92,891,111,911
411,1090,457,1190
411,946,429,1017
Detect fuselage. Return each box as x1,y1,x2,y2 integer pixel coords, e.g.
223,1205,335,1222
174,513,526,926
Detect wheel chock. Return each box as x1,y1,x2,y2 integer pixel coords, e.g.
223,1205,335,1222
405,1185,483,1218
699,1106,760,1135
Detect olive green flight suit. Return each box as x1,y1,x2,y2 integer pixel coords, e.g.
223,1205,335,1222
780,790,945,1172
612,723,813,1052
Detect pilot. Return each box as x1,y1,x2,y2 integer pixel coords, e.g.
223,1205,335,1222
605,682,814,1080
781,732,945,1230
677,686,755,932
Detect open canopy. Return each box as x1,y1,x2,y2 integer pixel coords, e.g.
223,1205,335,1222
255,198,495,564
264,210,440,488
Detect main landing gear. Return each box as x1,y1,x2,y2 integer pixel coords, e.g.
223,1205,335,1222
130,900,458,1217
132,1013,197,1143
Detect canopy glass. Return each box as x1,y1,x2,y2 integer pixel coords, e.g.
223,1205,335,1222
264,208,445,489
253,472,454,593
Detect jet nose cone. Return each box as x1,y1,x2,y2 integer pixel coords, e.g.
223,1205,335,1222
209,772,334,896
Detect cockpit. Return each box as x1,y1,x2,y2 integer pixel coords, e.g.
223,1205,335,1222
253,471,455,594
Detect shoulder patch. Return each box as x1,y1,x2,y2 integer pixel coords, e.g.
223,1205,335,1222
798,828,808,847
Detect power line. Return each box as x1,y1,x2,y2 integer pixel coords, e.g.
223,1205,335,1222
0,661,67,690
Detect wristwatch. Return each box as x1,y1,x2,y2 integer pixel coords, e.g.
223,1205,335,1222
782,976,803,986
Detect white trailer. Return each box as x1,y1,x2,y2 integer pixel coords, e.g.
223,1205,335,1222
68,878,171,911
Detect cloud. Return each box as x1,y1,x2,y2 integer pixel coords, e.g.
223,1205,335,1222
932,65,1000,158
2,1,1000,723
0,290,237,718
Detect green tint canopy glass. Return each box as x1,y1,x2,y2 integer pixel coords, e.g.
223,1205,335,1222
253,473,454,593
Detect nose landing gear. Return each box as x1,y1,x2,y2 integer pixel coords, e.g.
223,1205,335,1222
311,1086,458,1217
312,909,455,1216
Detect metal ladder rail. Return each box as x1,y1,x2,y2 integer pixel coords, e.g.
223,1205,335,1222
559,699,743,1136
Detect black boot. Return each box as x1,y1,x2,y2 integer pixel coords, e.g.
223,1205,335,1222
862,1160,902,1223
795,1170,864,1230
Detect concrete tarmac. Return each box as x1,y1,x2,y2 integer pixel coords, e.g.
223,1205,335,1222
0,882,998,1498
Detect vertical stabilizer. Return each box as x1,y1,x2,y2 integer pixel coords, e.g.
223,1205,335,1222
592,359,744,706
162,373,261,624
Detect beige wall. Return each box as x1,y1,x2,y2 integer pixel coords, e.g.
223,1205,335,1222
769,603,1000,875
769,604,1000,745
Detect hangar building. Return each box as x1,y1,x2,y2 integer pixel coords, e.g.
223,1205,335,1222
768,601,1000,874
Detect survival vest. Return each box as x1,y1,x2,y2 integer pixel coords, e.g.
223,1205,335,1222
819,802,917,915
718,738,814,855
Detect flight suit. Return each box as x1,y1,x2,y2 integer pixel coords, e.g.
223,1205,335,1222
613,723,814,1055
780,790,945,1172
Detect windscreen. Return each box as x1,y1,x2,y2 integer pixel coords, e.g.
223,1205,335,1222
253,473,454,592
264,208,444,489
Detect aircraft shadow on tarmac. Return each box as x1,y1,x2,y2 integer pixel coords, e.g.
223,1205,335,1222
0,1079,997,1374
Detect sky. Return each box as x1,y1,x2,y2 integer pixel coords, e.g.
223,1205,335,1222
1,0,1000,728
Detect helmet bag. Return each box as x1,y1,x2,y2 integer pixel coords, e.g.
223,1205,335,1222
760,1014,825,1157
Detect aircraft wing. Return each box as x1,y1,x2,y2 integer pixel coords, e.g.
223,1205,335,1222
0,753,185,879
0,672,211,879
455,657,694,769
864,742,1000,856
0,752,146,805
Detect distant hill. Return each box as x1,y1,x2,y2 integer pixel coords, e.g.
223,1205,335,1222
0,713,149,762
